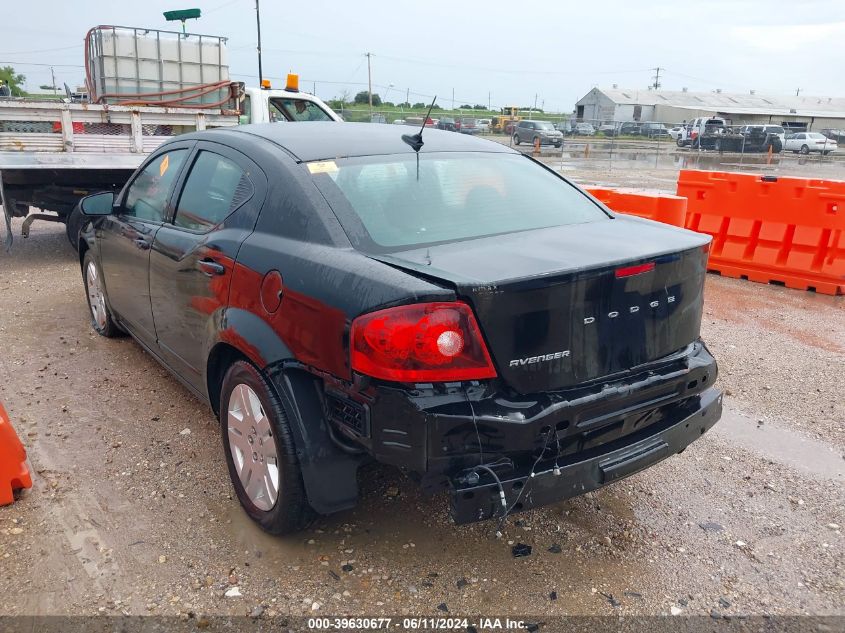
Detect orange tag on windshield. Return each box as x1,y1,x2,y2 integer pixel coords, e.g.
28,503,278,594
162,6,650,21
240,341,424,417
159,155,170,177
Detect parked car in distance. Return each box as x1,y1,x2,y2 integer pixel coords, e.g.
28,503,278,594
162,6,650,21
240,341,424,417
477,118,491,132
739,125,785,152
392,119,406,125
456,117,481,134
739,124,786,145
640,122,669,138
437,117,457,132
76,123,721,533
573,122,596,136
821,128,845,143
608,121,641,137
677,117,727,147
784,132,838,154
669,126,686,140
598,123,617,136
405,116,436,128
512,120,563,147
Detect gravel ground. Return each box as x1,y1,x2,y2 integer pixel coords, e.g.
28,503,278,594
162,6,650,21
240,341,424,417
0,214,842,620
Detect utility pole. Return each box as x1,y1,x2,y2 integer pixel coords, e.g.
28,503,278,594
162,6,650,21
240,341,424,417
50,66,57,96
406,87,410,107
255,0,263,86
313,81,316,95
488,91,491,111
366,52,373,115
651,66,663,90
452,87,455,110
796,87,801,96
533,93,538,113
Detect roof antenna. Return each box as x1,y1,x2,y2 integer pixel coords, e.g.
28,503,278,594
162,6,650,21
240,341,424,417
402,96,436,182
401,95,437,152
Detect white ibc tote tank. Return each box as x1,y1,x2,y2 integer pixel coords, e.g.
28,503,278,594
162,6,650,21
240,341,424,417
86,26,230,106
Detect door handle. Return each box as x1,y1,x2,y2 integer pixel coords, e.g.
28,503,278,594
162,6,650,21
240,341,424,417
197,258,226,276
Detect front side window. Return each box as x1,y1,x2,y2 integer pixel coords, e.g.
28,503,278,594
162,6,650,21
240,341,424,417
123,149,188,222
269,97,334,122
173,151,252,231
310,152,609,253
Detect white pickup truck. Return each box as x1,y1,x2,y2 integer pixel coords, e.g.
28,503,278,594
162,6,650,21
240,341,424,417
0,80,340,249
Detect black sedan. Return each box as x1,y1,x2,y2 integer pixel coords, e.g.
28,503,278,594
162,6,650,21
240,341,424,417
77,123,721,534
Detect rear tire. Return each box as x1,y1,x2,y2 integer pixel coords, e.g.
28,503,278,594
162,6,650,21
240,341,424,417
513,134,521,145
220,360,313,535
800,144,810,155
677,137,685,147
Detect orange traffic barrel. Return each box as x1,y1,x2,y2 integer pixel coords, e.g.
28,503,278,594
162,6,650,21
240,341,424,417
0,403,32,506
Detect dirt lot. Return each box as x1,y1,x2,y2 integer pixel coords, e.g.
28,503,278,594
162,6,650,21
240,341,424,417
0,204,843,621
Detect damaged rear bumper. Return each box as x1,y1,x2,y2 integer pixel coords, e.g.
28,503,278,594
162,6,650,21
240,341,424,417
450,386,722,524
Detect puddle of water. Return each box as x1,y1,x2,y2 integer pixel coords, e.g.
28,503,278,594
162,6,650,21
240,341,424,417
714,408,844,480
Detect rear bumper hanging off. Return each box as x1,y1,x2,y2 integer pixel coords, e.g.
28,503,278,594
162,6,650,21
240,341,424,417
449,386,722,524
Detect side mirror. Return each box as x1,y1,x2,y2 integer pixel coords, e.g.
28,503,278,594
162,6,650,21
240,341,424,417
80,191,115,216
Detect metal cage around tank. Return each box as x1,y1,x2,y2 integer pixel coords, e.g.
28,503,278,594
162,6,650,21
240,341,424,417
85,25,230,106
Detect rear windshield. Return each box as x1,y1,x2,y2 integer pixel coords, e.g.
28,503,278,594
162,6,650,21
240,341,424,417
309,152,608,252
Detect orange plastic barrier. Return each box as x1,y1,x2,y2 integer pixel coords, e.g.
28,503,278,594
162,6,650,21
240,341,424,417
585,187,687,227
0,403,32,506
677,170,845,295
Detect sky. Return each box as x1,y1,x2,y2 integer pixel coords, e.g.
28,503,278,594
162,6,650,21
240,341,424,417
2,0,844,112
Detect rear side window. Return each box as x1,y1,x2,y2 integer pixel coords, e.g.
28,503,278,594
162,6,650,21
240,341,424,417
310,152,609,253
174,151,252,231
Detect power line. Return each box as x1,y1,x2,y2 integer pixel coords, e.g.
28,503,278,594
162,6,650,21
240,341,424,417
0,61,84,68
0,44,81,55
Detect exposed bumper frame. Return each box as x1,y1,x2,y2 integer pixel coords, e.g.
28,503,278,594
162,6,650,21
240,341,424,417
449,386,722,524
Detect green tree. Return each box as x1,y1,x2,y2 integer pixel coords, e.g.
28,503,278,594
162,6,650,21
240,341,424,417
412,102,426,109
459,104,473,109
353,90,382,106
0,66,26,95
397,101,411,108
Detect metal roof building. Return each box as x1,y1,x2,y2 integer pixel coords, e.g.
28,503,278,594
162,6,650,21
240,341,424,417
575,87,845,129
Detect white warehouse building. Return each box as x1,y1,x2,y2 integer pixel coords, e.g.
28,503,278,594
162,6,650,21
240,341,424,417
575,87,845,130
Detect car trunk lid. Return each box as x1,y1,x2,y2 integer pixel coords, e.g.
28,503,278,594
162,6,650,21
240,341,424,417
370,216,711,394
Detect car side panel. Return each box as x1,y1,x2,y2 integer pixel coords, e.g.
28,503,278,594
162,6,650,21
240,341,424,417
149,142,267,393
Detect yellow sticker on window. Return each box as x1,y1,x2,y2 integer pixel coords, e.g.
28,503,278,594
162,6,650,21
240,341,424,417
307,160,338,175
159,154,170,177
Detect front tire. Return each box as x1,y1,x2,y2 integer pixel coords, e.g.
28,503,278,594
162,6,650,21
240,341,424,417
220,361,313,535
83,250,120,338
66,205,84,252
513,134,521,145
800,144,810,155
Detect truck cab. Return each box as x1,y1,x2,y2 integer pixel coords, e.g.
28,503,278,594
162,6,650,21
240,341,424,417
239,77,343,125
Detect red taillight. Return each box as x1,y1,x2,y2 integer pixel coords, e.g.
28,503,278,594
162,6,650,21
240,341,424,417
615,262,655,278
350,302,497,382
